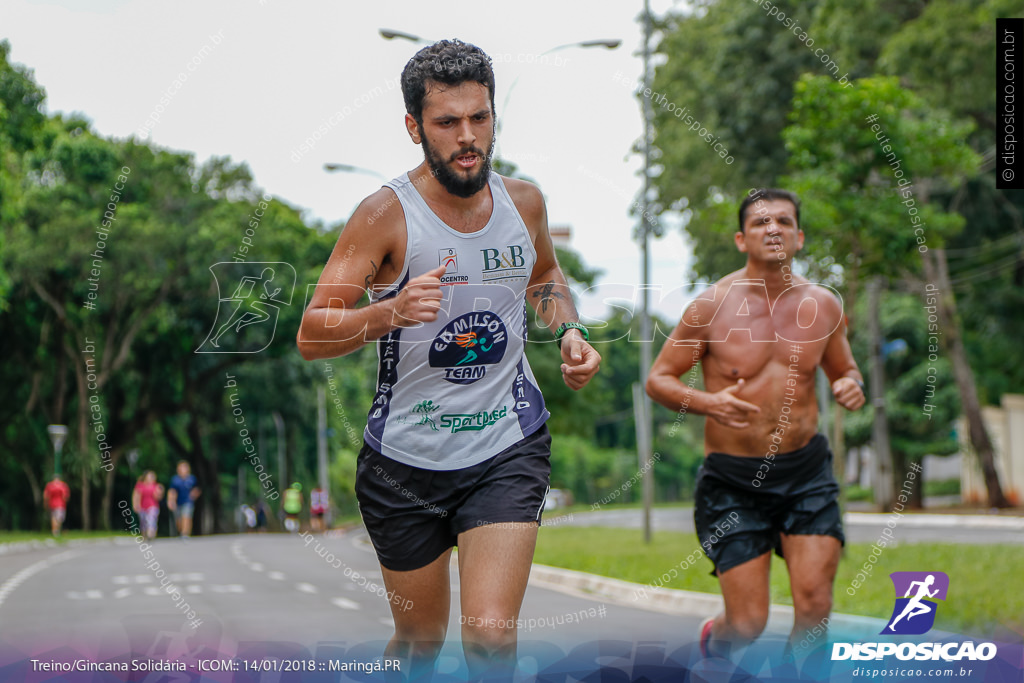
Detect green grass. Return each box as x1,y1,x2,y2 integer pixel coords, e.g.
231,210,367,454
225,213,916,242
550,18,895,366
534,526,1024,636
0,530,119,544
923,478,961,497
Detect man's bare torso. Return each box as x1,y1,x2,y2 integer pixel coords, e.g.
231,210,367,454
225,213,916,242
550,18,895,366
697,270,843,457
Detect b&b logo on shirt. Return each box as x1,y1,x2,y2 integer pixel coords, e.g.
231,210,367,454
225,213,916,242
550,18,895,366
429,311,508,384
481,245,528,282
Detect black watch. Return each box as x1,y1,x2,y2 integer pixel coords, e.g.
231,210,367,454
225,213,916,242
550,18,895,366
555,322,589,349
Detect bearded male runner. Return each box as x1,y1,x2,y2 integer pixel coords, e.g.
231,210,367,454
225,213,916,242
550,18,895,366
647,188,865,659
298,39,600,679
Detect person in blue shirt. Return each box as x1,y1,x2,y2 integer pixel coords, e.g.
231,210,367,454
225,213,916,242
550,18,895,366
168,460,201,537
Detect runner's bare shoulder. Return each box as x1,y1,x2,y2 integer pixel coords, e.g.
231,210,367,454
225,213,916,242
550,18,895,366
782,275,844,322
336,186,408,287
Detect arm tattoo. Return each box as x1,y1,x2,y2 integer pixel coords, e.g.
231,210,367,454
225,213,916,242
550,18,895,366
532,281,566,314
363,260,379,292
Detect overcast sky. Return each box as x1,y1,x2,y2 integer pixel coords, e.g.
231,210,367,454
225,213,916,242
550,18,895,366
3,0,694,322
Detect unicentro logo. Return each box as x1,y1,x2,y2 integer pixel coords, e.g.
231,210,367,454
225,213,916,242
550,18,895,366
883,571,948,635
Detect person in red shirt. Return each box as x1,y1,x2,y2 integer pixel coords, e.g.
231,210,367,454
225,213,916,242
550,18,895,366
132,470,164,540
43,474,70,536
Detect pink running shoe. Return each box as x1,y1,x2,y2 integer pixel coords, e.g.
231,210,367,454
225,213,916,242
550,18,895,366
698,617,715,658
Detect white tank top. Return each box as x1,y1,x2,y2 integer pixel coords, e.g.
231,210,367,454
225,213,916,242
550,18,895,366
363,171,549,470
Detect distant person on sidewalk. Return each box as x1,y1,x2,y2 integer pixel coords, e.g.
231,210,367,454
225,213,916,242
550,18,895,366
647,189,865,661
167,461,200,538
132,470,164,540
310,486,328,532
255,499,269,532
43,474,70,537
283,482,303,533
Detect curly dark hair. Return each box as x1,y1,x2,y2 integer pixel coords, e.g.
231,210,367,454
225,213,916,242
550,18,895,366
401,39,495,124
738,188,802,233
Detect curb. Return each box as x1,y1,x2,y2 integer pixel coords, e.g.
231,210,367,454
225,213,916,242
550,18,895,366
0,536,125,557
529,563,887,640
845,512,1024,529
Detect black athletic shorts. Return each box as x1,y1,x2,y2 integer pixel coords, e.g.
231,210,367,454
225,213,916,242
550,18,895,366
694,433,845,576
355,424,551,571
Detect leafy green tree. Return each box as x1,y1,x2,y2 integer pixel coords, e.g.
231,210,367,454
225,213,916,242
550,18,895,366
844,292,961,506
781,74,1001,505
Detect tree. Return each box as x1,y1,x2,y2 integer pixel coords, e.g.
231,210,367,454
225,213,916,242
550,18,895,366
781,74,1006,506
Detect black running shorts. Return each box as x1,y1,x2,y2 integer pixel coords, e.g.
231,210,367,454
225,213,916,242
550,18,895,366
355,424,551,571
694,433,845,576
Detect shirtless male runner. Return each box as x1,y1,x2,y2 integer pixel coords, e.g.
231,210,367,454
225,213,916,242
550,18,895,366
646,188,865,659
297,40,600,679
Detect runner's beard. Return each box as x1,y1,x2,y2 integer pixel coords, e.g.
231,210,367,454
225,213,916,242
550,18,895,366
421,130,495,198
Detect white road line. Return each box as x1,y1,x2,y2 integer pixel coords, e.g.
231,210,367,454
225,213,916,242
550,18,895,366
331,597,360,610
113,587,132,599
67,591,103,600
267,571,286,581
0,550,78,609
379,618,394,627
186,585,202,594
250,563,264,572
143,587,162,596
295,583,318,594
111,575,130,584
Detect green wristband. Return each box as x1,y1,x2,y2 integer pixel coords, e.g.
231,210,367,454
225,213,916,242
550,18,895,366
555,322,589,349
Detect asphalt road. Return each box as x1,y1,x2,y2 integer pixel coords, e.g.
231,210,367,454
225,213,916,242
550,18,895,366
0,531,703,678
562,507,1024,545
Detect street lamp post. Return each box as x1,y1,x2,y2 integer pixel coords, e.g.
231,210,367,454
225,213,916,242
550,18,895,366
636,0,657,544
47,425,68,477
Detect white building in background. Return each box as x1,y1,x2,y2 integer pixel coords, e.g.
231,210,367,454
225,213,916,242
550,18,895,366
960,393,1024,506
549,224,572,248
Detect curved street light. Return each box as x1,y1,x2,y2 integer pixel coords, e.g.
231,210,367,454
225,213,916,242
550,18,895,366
378,29,432,44
499,39,621,131
378,30,621,126
323,163,388,181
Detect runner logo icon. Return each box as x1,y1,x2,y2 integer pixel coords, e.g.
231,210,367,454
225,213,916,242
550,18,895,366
882,571,949,635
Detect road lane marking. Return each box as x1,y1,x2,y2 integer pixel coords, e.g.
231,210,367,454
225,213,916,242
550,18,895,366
296,583,317,594
0,550,78,609
268,571,286,580
113,587,132,599
331,597,360,610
